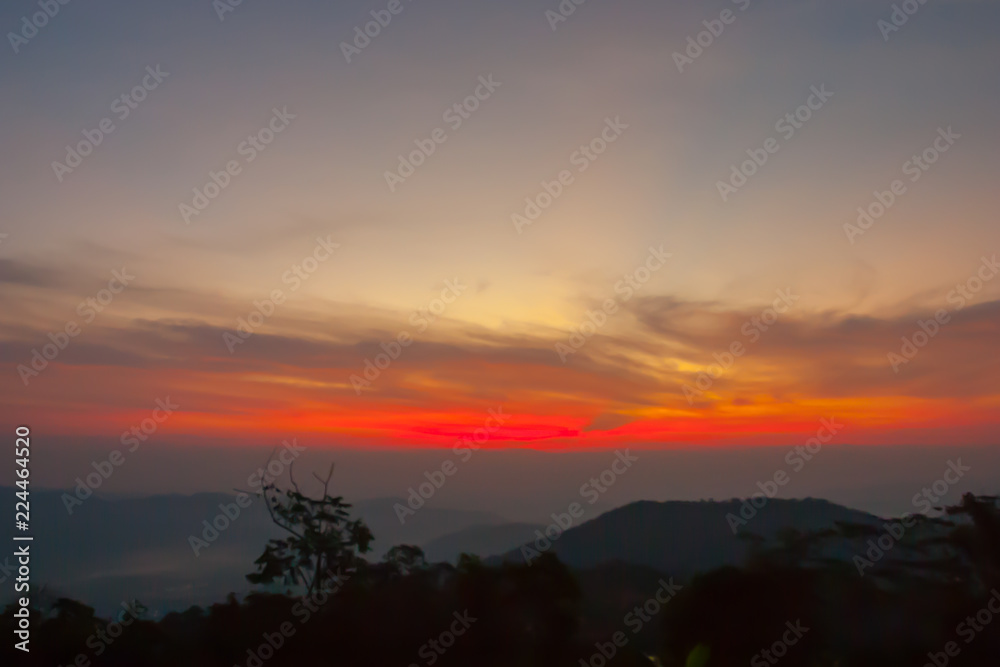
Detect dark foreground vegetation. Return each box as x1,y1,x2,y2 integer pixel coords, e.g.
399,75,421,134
4,468,999,666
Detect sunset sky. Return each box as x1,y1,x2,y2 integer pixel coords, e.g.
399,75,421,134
2,0,999,467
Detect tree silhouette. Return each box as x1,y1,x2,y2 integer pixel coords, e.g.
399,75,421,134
918,493,1000,590
382,544,427,575
246,462,373,595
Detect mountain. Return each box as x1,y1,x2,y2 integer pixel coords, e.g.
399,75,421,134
421,522,545,563
0,489,507,616
353,497,507,551
493,498,885,575
3,491,942,617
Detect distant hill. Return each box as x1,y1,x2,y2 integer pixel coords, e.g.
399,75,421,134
493,498,885,574
353,497,507,551
421,522,545,563
4,491,945,617
0,488,507,616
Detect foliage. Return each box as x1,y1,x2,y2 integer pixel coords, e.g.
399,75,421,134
246,462,374,595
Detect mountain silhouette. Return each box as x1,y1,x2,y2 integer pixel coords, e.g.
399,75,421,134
421,522,545,563
494,498,885,574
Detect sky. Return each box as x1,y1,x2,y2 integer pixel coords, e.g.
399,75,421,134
1,0,999,500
